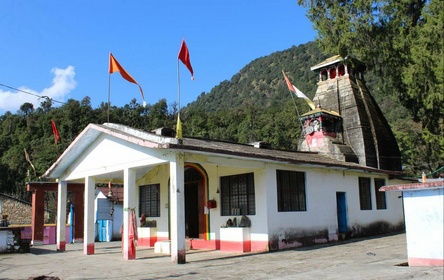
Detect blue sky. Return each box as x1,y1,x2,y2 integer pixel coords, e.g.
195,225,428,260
0,1,316,115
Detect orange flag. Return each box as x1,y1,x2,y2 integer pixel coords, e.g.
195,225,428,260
178,39,194,80
109,53,145,103
51,120,60,143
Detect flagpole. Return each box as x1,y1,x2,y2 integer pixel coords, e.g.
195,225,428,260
177,39,193,142
107,54,111,123
176,58,183,143
283,70,309,150
177,59,181,113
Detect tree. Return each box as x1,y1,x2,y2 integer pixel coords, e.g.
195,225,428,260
298,0,443,175
39,96,53,112
19,103,34,116
150,99,170,129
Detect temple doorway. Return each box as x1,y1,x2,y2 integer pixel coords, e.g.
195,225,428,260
184,166,206,239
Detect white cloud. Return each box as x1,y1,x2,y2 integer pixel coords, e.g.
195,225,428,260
0,66,77,114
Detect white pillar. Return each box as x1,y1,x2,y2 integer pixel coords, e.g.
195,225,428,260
84,176,95,254
56,180,67,251
123,168,137,260
170,152,186,264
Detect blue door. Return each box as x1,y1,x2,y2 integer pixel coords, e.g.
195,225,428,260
97,220,112,242
336,192,348,233
98,220,106,242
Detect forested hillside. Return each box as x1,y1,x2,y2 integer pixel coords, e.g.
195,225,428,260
182,41,328,145
187,42,326,112
0,41,440,200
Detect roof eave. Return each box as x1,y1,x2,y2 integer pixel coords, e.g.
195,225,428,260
169,143,399,175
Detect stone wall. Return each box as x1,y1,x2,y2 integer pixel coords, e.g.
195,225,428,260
0,195,32,225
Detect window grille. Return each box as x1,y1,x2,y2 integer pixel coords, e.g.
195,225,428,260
139,184,160,217
220,173,255,216
374,178,387,209
359,177,372,210
276,170,307,211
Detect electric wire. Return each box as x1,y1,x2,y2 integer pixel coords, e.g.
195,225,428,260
423,165,444,177
0,82,66,105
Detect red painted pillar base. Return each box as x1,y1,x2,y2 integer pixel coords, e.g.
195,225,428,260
57,241,66,252
85,243,95,255
124,240,136,260
409,257,444,266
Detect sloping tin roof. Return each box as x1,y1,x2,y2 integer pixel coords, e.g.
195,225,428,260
380,179,444,192
43,123,400,179
300,108,341,118
310,55,343,71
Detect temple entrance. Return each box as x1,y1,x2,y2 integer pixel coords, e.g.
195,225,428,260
185,182,199,238
184,166,206,239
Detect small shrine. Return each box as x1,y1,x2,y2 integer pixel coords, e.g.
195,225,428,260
298,107,358,163
300,108,342,142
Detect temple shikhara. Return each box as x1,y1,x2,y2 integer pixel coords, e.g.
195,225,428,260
298,55,401,172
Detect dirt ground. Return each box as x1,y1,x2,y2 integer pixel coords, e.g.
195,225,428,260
0,232,443,280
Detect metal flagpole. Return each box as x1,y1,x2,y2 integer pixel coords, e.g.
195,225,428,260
176,58,183,142
107,52,111,123
289,91,311,152
177,59,181,113
289,91,304,130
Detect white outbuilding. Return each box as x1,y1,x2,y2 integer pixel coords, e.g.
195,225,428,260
381,179,444,266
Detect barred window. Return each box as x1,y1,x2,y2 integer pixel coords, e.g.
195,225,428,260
374,178,387,209
276,170,306,211
139,184,160,217
359,177,372,210
220,173,255,216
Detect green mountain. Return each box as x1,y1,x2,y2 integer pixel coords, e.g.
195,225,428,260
186,41,327,112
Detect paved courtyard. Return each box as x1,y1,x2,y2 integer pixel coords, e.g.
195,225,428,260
0,232,443,279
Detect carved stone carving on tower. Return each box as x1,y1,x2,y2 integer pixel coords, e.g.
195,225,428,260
297,55,401,171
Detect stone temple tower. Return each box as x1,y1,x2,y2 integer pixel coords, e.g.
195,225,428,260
298,55,402,171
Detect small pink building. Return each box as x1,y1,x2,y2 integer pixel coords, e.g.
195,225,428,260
381,179,444,266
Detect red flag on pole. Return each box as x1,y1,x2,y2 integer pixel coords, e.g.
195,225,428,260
282,70,316,110
109,52,145,103
178,39,194,80
51,120,60,143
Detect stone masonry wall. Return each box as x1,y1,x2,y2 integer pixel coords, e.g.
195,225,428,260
0,195,32,225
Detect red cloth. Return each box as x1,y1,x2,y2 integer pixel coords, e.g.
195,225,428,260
120,209,138,259
178,39,194,79
51,120,60,143
129,209,138,243
129,209,137,257
282,70,296,93
122,209,138,258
